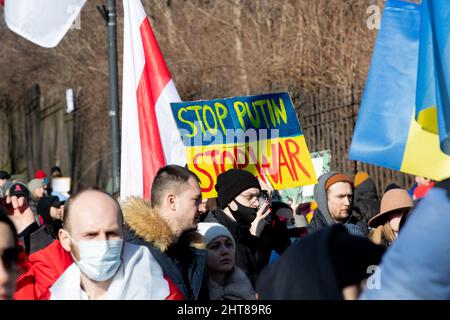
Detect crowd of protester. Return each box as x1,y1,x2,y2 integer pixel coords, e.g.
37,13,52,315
0,165,448,300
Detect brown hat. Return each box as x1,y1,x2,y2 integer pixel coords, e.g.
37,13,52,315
325,173,353,190
368,188,413,228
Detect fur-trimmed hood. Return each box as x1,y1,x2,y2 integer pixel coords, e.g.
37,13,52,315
122,197,205,252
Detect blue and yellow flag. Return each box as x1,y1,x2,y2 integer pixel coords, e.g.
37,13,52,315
349,0,450,180
416,0,450,155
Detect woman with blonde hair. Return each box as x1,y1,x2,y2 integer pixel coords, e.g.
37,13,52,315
368,186,414,248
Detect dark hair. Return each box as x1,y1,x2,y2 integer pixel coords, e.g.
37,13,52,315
0,170,11,180
0,206,18,247
151,165,199,208
271,201,293,214
63,188,122,230
51,166,61,174
384,183,402,192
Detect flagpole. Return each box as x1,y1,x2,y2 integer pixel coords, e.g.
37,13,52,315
99,0,120,194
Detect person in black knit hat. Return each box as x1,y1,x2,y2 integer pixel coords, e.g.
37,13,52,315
204,169,271,286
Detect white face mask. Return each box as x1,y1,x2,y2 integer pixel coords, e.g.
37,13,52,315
69,236,123,282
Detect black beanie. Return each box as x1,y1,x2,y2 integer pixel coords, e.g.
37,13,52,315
215,169,261,209
329,225,386,289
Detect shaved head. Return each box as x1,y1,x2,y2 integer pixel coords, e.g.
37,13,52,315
58,189,124,279
63,189,122,234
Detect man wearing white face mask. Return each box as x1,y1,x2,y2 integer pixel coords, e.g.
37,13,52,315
51,189,171,300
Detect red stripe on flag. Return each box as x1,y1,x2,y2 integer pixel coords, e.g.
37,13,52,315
140,18,171,104
136,17,172,199
136,73,165,199
0,0,4,8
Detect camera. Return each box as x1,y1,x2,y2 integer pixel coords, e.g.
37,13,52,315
258,190,272,222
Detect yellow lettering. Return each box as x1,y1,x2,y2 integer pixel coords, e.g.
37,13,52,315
267,99,276,126
253,100,270,127
187,105,206,134
214,102,228,135
245,102,260,128
202,105,218,135
234,101,247,130
273,98,288,125
178,108,197,138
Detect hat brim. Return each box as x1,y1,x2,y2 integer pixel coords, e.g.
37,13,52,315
9,192,28,198
368,206,411,228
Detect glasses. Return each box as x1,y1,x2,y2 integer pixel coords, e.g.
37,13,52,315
0,247,21,270
238,193,260,205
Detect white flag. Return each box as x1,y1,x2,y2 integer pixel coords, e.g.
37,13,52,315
2,0,86,48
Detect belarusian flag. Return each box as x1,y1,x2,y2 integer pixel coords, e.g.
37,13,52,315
121,0,186,200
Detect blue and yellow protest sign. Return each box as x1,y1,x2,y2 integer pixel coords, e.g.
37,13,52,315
171,92,317,198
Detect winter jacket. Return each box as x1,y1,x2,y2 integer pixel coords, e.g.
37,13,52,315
204,209,270,286
123,197,208,300
14,226,72,300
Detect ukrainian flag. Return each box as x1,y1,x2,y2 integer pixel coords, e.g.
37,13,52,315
349,0,450,180
416,0,450,155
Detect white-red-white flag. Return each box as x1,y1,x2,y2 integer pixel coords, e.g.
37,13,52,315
1,0,86,48
121,0,186,200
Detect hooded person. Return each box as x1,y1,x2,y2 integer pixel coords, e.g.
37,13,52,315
307,172,368,235
197,222,256,300
352,172,380,224
361,178,450,299
204,169,271,285
256,224,385,299
37,196,63,239
367,187,413,248
27,178,46,221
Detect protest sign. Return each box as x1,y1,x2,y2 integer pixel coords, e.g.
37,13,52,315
171,92,317,198
272,150,331,205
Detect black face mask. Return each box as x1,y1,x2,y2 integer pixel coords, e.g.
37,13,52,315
228,200,258,225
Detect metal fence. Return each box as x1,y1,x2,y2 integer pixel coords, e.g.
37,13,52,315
294,83,414,194
1,82,415,195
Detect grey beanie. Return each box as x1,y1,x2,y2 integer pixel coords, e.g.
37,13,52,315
28,178,45,194
197,222,236,250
